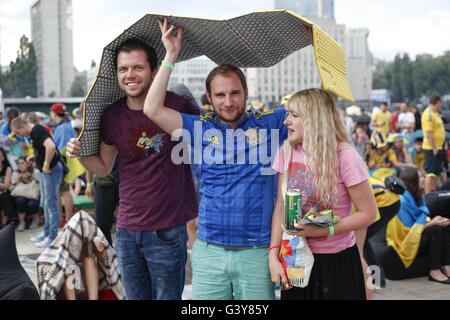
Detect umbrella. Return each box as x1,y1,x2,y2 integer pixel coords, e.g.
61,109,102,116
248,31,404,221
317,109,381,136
387,133,413,145
78,10,355,157
410,130,424,141
410,130,450,142
356,114,371,125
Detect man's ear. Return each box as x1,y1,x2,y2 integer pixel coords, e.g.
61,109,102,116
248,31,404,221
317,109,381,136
205,91,212,105
151,67,159,81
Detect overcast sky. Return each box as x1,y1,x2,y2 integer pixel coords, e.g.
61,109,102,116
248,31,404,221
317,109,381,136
1,0,449,71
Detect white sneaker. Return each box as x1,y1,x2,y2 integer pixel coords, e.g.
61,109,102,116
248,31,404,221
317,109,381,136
17,222,26,232
29,219,39,230
36,237,53,248
30,232,46,242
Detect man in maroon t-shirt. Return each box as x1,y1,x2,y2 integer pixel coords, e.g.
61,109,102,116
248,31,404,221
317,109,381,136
67,39,199,300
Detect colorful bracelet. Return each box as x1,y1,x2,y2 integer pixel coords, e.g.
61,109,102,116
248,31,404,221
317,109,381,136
86,182,93,187
328,223,335,237
267,245,281,252
43,162,50,168
161,61,175,69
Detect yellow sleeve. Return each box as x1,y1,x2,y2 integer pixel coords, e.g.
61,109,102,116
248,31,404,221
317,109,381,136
421,109,434,132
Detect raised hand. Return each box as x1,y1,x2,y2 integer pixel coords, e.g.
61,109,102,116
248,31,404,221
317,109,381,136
157,17,183,64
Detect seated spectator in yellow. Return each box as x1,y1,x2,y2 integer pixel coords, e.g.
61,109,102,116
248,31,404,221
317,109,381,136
388,137,415,175
409,138,426,177
368,142,391,170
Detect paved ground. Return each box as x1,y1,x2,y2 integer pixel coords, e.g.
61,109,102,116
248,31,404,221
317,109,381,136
14,224,450,300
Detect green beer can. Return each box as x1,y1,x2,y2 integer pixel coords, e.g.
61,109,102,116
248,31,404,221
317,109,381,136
285,189,302,231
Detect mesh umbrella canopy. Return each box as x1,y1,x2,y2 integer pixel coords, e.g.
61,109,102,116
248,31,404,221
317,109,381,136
79,10,354,156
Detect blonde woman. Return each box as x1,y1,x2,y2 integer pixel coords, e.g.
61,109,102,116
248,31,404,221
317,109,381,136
269,89,377,300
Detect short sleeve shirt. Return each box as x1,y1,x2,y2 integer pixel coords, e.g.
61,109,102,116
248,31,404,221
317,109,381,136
181,109,287,246
397,112,415,135
29,125,59,172
373,111,392,137
54,120,77,151
421,107,445,150
101,91,200,231
272,143,368,254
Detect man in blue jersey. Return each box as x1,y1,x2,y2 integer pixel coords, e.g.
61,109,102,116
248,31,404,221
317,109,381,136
143,18,287,300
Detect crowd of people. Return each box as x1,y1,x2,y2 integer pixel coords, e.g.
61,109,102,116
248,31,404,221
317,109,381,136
340,95,450,294
341,97,449,191
1,17,449,300
0,105,85,248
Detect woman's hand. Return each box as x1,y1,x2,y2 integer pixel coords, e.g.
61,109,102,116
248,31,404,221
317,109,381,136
281,223,329,239
268,252,292,290
427,216,450,228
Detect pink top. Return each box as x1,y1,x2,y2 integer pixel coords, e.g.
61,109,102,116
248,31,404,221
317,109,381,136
273,143,368,254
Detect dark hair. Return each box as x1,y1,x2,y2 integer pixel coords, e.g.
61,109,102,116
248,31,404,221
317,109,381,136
0,148,11,170
18,155,33,174
399,167,422,206
201,94,209,105
414,137,423,143
7,107,20,127
114,38,158,71
205,64,247,95
381,102,388,107
429,94,441,105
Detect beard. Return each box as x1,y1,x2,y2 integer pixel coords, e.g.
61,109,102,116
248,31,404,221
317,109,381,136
211,103,246,125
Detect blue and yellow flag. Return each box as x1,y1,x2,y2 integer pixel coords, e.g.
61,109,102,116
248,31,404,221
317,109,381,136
60,146,85,184
386,191,429,268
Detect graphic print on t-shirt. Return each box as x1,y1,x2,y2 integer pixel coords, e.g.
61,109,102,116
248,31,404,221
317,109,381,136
287,162,318,213
128,124,166,157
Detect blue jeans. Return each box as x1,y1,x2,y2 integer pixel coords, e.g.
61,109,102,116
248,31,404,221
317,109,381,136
40,162,63,240
115,224,188,300
15,196,40,215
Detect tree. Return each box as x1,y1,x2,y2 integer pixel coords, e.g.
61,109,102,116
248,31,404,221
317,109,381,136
372,52,450,103
69,79,85,97
1,35,38,98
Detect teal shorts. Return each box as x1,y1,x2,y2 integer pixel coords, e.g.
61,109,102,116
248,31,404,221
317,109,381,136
190,239,275,300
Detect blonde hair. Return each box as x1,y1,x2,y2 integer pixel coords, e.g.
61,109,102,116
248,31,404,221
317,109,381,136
282,89,352,209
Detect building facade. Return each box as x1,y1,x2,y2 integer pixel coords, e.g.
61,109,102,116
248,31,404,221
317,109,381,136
244,0,373,108
168,57,217,106
31,0,74,97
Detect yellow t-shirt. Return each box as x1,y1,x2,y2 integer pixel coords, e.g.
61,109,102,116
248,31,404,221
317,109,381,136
368,177,400,208
373,111,392,136
421,106,445,150
412,150,425,169
387,147,411,165
368,149,390,168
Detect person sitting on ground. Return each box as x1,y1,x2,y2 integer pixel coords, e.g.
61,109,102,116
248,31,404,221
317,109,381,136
0,148,16,229
352,124,370,157
409,137,426,177
58,238,106,300
385,167,450,283
387,136,415,175
1,107,32,170
37,211,125,300
367,136,395,179
12,155,41,231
